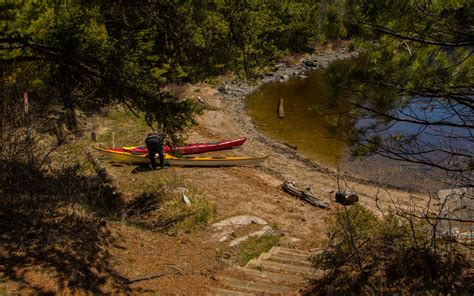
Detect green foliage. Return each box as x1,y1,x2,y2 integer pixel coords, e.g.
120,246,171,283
1,1,201,141
237,234,279,266
330,204,381,245
324,0,473,182
322,0,348,41
1,0,351,141
312,204,473,295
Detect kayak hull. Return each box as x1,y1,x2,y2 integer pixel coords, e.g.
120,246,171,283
93,147,267,167
94,147,151,164
165,156,268,167
122,137,246,155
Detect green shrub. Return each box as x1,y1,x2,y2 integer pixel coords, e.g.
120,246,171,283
310,204,473,295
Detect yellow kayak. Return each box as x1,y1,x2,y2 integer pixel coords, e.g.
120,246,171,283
93,147,268,167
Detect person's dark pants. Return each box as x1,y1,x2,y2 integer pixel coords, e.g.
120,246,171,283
145,138,165,169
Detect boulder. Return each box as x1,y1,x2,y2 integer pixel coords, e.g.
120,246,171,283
218,84,232,94
335,191,359,205
212,215,268,230
303,60,317,67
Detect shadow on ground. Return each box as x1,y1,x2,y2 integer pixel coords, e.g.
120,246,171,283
0,160,132,294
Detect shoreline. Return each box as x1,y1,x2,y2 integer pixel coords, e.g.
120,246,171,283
214,47,427,193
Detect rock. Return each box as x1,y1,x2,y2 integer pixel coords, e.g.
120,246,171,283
303,60,317,67
298,74,307,79
182,193,191,205
212,215,268,229
280,74,290,81
437,187,473,203
436,187,473,238
172,187,188,195
210,215,272,244
335,190,359,205
228,225,274,247
210,228,233,242
280,236,302,245
218,84,232,94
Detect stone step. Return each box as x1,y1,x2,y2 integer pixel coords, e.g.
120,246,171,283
208,286,256,296
217,276,297,295
272,246,312,255
265,253,313,267
247,259,317,277
237,267,308,285
271,247,312,258
209,247,319,296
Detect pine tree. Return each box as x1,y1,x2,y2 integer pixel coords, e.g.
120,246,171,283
327,0,473,186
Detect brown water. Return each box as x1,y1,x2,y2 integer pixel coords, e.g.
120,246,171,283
247,69,448,191
247,70,346,166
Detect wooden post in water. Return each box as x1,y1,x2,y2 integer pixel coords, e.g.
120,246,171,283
277,98,285,118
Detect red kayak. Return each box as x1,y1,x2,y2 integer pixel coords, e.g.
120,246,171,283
111,137,246,155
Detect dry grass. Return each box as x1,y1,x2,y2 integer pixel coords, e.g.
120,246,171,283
0,100,221,293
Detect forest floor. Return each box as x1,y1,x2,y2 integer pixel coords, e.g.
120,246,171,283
1,44,430,295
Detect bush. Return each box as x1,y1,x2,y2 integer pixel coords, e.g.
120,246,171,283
309,204,473,295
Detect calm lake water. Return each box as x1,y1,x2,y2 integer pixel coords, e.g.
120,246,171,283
247,70,346,167
246,69,457,191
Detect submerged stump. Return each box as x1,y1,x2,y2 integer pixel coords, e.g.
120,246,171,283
277,98,285,118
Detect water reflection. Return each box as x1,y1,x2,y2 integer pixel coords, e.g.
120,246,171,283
246,68,468,191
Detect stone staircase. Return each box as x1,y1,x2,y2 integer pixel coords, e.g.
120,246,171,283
209,247,320,295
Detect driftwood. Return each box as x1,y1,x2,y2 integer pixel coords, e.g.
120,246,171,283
284,142,298,150
125,264,183,284
86,149,113,183
126,272,165,284
282,181,329,209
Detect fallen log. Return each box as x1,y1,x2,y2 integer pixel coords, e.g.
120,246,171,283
86,149,113,183
282,181,329,209
126,272,165,284
125,265,183,284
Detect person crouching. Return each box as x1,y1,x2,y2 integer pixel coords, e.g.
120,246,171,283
145,132,165,170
